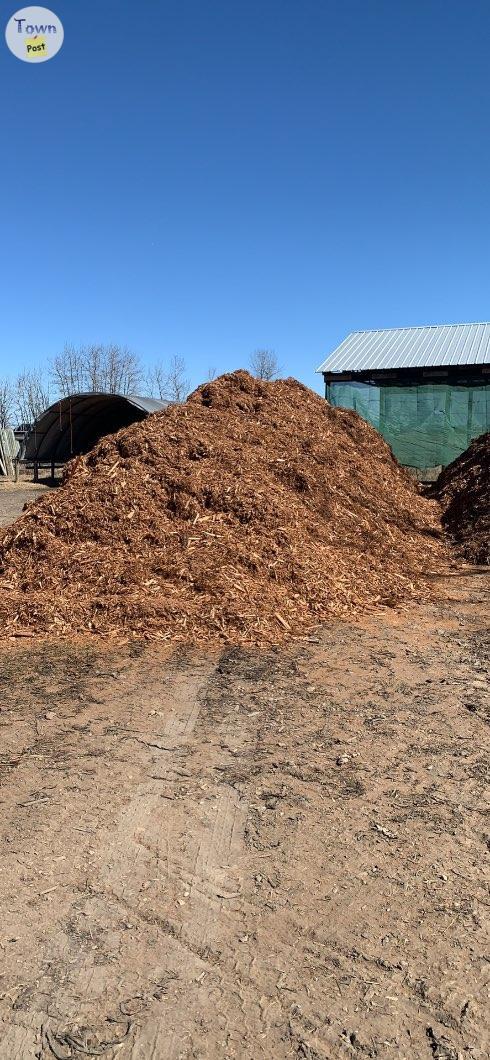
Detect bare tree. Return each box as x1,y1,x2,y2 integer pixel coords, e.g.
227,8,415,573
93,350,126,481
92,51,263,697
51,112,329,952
0,378,15,428
249,349,280,381
146,355,190,402
82,345,103,393
145,361,169,400
98,344,142,394
165,355,190,402
50,345,86,396
50,344,142,396
206,366,217,381
15,368,51,425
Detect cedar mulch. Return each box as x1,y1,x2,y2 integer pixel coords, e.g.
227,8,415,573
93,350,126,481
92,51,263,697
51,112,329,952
0,371,449,643
432,431,489,565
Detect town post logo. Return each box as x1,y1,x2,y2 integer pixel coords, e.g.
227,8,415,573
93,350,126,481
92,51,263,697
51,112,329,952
5,6,63,62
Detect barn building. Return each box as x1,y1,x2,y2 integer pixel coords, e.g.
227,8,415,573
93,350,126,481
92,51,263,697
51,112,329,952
25,392,168,478
316,322,490,476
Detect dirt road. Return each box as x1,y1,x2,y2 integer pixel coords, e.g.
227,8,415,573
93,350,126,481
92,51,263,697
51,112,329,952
0,483,48,528
0,573,488,1059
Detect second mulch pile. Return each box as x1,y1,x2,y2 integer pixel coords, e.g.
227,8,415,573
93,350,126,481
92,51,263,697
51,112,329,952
0,372,448,643
432,431,489,565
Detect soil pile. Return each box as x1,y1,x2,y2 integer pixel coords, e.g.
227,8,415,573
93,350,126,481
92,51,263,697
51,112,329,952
433,432,489,565
0,371,447,643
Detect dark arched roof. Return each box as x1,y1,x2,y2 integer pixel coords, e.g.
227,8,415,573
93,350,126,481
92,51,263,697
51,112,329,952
25,393,169,463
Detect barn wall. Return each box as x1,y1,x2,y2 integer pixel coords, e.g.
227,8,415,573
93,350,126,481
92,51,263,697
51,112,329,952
325,377,490,471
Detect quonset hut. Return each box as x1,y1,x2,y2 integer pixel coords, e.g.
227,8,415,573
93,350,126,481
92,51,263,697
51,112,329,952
25,393,169,479
316,322,490,478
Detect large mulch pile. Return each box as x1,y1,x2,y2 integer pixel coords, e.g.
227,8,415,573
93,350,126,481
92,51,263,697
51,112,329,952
0,371,448,644
432,432,489,565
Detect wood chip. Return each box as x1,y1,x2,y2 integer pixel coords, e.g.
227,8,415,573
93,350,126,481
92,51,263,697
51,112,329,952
0,371,449,646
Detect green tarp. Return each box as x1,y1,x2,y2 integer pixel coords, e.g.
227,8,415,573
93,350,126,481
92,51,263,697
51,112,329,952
326,381,490,468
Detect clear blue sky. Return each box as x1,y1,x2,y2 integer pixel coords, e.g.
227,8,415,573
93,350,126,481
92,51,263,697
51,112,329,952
1,0,490,394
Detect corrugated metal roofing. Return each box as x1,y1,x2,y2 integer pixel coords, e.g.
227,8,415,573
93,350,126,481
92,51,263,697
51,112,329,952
316,322,490,374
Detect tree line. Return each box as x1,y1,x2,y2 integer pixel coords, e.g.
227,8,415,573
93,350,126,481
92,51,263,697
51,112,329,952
0,345,280,428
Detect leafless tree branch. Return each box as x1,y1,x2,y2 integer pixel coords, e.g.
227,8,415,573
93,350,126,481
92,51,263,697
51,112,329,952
0,379,15,428
15,369,51,425
50,344,143,397
249,349,280,381
146,355,190,402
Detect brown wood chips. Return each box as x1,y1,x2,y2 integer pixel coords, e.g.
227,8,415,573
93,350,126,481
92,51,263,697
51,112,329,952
0,372,449,643
432,431,489,565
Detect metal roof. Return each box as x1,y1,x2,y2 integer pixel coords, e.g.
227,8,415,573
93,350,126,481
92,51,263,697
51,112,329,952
124,394,170,414
316,322,490,374
25,392,169,463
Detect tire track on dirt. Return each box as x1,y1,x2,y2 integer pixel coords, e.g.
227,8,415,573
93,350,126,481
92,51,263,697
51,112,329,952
0,575,488,1059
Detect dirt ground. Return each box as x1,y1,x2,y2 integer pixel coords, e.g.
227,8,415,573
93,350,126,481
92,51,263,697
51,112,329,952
0,559,488,1059
0,482,49,527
